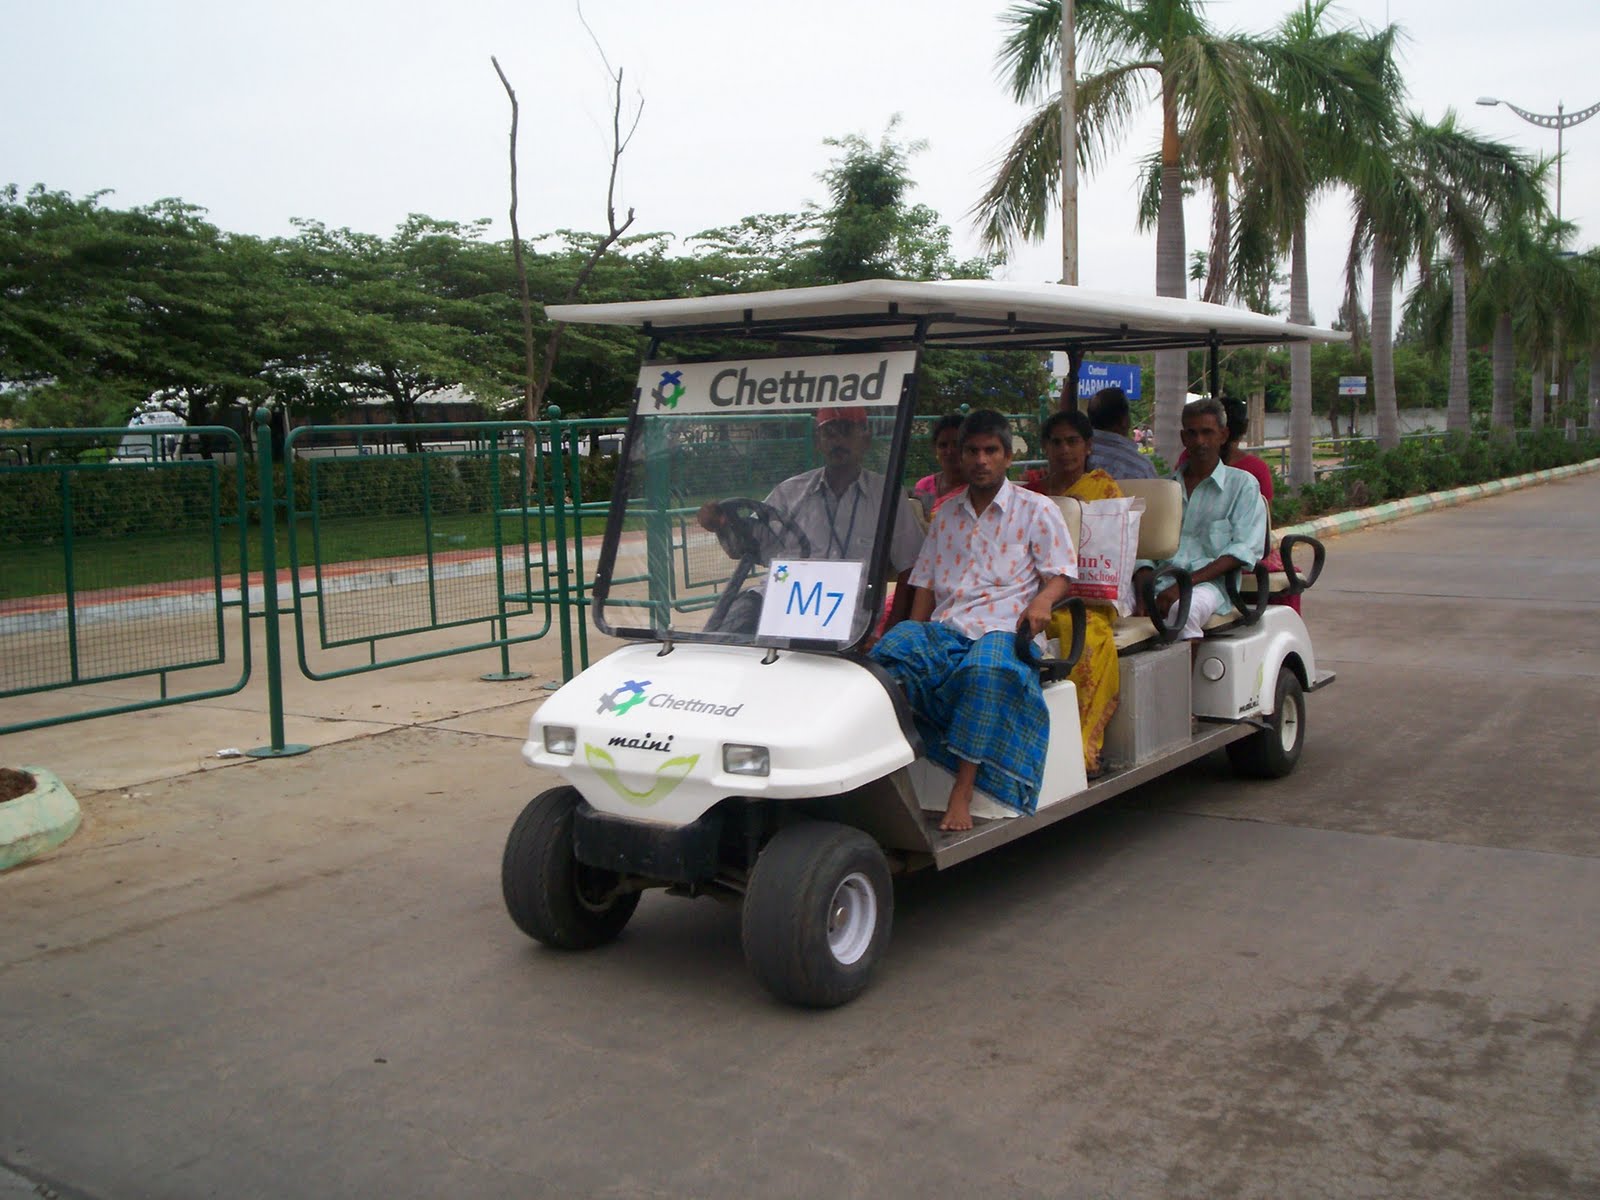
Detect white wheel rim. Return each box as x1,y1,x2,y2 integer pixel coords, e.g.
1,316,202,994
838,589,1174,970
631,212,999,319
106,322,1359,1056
1278,691,1301,753
827,872,877,966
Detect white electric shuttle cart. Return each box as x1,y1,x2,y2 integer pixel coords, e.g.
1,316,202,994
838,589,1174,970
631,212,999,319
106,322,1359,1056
505,280,1340,1007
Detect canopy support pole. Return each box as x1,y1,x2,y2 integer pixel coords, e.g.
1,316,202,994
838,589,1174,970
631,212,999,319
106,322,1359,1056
1062,346,1084,414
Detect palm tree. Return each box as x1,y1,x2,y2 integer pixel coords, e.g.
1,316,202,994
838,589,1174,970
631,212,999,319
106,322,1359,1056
977,0,1294,460
1476,216,1540,432
1476,218,1583,432
1232,7,1402,482
1347,112,1544,448
1345,134,1430,448
1575,251,1600,434
1403,117,1542,434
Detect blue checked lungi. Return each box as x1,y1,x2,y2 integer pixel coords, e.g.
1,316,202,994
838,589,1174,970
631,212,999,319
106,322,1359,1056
870,622,1049,814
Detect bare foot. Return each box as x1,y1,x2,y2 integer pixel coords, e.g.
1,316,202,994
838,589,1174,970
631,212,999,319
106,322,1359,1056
938,795,973,832
939,759,979,832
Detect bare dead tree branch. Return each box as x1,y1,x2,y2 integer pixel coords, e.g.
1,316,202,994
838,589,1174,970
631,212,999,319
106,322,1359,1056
528,34,641,422
575,0,615,79
492,8,641,435
491,55,538,422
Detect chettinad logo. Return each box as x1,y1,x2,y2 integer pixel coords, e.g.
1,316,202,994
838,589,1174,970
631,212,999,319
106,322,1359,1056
598,678,744,719
597,679,650,716
650,369,685,410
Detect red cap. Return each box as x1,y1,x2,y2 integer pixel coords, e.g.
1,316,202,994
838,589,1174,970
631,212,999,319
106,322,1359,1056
814,406,869,425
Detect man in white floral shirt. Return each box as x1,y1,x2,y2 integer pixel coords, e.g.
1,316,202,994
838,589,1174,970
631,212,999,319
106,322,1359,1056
870,410,1077,832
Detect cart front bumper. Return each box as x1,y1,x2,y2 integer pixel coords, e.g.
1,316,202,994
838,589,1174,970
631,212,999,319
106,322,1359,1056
573,801,725,885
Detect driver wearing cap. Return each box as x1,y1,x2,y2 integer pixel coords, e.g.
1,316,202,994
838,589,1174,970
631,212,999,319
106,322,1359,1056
697,406,925,635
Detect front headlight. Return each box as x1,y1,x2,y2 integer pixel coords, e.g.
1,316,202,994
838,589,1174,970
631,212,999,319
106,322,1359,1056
543,724,577,756
722,743,770,777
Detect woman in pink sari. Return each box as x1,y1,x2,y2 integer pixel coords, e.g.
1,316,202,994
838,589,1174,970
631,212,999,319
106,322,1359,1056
911,412,966,515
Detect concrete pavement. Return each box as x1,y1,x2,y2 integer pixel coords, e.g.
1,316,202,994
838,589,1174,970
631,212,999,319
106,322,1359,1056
1,472,1598,1198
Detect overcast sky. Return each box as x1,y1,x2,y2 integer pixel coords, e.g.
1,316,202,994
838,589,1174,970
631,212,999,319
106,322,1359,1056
4,0,1597,327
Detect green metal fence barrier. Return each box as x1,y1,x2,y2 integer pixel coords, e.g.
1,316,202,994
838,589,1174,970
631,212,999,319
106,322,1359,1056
282,418,556,684
0,402,1254,745
0,426,252,735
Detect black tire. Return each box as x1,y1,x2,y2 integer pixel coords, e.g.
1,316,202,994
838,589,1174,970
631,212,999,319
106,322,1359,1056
1227,668,1306,779
741,821,893,1009
502,787,640,950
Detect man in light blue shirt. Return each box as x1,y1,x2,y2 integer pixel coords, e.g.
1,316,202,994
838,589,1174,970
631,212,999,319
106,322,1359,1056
1085,387,1157,479
1133,398,1267,639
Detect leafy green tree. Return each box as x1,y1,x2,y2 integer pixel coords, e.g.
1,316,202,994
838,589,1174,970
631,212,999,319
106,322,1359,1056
683,213,818,292
525,230,686,427
1233,8,1402,481
1473,217,1586,431
978,0,1303,459
277,215,520,443
1401,117,1542,433
1572,250,1600,433
0,186,295,426
1348,112,1538,447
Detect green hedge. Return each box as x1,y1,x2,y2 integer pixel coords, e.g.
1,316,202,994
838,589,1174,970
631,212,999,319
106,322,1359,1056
4,432,1595,547
0,449,534,545
1269,431,1598,527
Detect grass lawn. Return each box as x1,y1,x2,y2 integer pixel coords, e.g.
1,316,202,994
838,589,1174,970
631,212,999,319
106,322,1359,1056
1,509,614,601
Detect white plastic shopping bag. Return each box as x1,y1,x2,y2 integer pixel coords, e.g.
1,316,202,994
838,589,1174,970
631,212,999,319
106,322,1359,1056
1070,496,1145,616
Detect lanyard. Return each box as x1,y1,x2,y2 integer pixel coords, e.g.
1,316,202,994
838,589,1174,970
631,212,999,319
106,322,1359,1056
822,484,863,558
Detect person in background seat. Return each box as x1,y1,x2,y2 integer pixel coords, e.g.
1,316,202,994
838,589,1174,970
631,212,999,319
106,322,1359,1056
1086,387,1157,480
912,412,967,516
1132,398,1266,640
1180,399,1297,615
1027,410,1123,778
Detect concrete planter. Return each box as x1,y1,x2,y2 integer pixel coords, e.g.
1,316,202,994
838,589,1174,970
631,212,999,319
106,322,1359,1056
0,767,81,871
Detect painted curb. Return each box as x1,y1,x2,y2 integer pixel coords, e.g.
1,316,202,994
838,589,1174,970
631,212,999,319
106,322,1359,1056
0,766,82,871
1277,455,1600,542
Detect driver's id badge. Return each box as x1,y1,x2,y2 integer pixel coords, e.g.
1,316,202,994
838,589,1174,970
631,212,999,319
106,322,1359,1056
757,560,865,641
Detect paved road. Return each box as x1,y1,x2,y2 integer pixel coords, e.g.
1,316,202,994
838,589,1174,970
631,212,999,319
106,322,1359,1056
2,474,1598,1199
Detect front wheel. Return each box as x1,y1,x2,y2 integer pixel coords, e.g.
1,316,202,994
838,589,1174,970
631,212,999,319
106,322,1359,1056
741,821,893,1009
1226,668,1306,779
502,787,640,949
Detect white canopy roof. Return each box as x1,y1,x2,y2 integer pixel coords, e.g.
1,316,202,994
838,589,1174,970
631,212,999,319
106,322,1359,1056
545,279,1345,353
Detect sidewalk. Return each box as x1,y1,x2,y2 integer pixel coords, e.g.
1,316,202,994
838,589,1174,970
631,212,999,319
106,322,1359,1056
0,607,621,798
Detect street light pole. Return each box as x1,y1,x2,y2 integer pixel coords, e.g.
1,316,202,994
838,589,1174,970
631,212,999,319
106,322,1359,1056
1476,96,1600,224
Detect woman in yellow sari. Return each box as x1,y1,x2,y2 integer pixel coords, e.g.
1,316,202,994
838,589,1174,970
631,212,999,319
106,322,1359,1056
1027,411,1122,778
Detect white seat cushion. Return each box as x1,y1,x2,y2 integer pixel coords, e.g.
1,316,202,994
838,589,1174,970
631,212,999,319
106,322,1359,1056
1049,495,1084,549
1115,477,1182,562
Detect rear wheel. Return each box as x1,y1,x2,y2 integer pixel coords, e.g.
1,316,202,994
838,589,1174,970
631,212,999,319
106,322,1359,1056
741,821,893,1009
1227,668,1306,779
502,787,640,949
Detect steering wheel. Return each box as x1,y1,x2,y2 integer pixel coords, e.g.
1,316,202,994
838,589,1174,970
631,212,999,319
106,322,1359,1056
703,498,814,632
710,497,813,561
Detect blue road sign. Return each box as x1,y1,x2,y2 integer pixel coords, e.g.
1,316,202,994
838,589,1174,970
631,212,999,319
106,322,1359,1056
1076,361,1142,400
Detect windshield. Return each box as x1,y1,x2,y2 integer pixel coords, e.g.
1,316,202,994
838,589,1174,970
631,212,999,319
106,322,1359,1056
593,351,921,650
